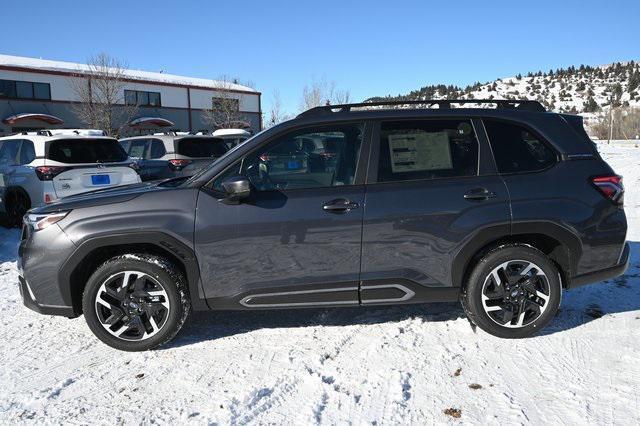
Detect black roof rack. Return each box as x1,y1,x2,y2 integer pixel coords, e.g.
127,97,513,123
297,99,546,118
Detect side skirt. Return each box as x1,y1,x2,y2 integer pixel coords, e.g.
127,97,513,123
202,279,460,311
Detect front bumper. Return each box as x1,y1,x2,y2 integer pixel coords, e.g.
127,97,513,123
19,275,76,317
18,222,78,317
570,242,630,288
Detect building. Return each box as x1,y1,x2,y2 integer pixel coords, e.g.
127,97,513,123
0,54,262,136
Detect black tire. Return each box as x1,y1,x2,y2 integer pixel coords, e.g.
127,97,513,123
5,190,30,228
82,253,191,351
461,245,561,338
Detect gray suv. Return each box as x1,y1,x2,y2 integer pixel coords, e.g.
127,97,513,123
18,100,629,351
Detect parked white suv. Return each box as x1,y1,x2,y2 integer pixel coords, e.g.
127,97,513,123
0,130,141,226
119,133,231,181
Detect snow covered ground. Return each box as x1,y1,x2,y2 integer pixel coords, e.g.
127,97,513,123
1,145,639,424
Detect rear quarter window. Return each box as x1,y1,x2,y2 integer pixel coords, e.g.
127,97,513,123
176,137,229,158
47,138,128,164
483,120,557,174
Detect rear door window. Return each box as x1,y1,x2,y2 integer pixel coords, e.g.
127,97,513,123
128,140,148,159
148,139,166,159
19,140,36,165
176,137,229,158
483,120,557,174
376,119,479,182
47,138,128,164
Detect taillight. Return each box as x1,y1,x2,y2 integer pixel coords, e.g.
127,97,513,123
34,166,67,181
592,175,624,204
168,159,191,171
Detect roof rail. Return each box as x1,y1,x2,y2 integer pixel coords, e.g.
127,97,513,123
297,99,546,118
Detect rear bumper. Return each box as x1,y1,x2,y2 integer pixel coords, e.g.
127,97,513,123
570,242,630,288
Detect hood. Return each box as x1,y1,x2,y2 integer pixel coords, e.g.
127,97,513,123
31,180,171,214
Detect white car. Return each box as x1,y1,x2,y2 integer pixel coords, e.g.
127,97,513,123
0,130,141,226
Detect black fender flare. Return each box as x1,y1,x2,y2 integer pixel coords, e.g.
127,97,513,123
58,231,208,311
451,221,582,287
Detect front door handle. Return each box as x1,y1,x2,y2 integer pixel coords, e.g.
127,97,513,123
323,198,359,213
464,188,497,201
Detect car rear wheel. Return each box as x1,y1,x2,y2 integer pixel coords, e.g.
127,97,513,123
462,245,562,338
82,254,191,351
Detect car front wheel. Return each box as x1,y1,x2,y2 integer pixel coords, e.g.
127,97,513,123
462,245,562,338
82,254,191,351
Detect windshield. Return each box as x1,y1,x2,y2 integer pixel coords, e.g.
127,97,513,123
47,138,128,164
176,137,229,158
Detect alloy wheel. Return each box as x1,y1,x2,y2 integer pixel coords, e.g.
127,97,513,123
481,260,551,328
94,271,170,341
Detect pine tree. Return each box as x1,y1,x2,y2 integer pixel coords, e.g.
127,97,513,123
629,71,640,93
583,96,599,112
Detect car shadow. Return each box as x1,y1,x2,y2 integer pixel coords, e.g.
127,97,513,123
165,302,467,349
167,242,640,348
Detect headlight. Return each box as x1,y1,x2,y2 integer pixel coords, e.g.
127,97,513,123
25,211,69,231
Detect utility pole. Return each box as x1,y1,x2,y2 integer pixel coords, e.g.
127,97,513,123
608,93,614,144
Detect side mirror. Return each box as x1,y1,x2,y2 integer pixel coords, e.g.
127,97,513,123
221,175,251,204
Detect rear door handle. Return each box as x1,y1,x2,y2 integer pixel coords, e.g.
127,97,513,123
323,198,360,213
464,188,497,201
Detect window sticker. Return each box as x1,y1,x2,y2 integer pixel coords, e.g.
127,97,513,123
388,132,453,173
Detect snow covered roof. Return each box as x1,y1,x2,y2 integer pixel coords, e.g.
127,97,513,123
0,54,259,94
128,117,175,128
212,128,251,138
3,113,64,125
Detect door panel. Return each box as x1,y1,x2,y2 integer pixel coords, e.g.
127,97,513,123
194,186,365,306
360,117,510,303
361,177,510,294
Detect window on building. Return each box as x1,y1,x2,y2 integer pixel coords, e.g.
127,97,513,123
16,82,34,99
483,119,557,174
212,97,239,111
125,90,162,106
148,92,161,107
33,83,51,100
377,119,479,183
0,80,51,100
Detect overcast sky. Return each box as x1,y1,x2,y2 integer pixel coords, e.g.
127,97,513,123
4,0,640,116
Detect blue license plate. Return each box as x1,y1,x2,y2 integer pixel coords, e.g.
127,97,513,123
91,175,110,185
287,160,300,169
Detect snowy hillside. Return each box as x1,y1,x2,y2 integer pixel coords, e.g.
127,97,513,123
368,62,640,121
0,144,639,423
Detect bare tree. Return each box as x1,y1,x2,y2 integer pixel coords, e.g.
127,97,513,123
266,90,293,128
299,77,351,112
591,107,640,140
69,53,138,136
202,76,246,130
